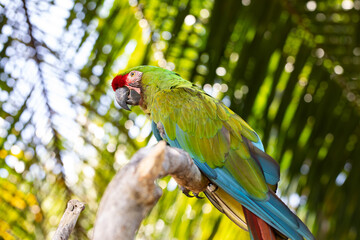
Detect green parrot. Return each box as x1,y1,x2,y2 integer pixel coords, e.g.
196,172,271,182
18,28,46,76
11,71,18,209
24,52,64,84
111,66,315,240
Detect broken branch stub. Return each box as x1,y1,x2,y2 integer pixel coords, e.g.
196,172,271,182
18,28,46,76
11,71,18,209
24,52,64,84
52,199,85,240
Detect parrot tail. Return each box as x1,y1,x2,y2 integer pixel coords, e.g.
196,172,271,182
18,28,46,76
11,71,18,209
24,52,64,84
204,184,287,240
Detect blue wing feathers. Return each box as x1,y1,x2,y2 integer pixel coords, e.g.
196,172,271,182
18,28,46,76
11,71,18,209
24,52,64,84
252,150,280,185
248,135,280,185
151,121,163,141
251,133,265,152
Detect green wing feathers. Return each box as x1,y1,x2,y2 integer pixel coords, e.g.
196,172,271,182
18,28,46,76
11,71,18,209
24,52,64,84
151,87,269,199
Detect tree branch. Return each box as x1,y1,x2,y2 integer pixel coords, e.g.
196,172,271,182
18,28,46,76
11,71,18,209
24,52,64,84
52,199,85,240
92,141,209,240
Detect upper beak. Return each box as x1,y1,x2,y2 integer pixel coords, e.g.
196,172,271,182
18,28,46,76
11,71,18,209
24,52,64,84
115,86,141,111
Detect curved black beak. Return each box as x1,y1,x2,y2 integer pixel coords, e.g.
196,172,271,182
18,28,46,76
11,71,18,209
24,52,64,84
115,86,141,111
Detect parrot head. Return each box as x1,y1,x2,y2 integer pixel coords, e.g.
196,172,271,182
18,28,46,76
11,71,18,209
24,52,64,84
111,65,191,110
111,69,143,110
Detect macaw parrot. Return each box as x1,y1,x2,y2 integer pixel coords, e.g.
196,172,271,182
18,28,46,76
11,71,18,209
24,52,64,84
111,65,315,240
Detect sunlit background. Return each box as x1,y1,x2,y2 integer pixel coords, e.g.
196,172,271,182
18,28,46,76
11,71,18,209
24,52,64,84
0,0,359,239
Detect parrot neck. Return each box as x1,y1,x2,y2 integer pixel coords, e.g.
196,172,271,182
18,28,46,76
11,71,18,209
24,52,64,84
140,71,193,117
139,84,157,115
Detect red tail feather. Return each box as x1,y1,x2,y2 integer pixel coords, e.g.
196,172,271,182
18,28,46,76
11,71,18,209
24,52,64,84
242,206,279,240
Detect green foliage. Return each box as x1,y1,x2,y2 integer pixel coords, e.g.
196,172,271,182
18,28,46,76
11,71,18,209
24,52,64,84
0,0,359,239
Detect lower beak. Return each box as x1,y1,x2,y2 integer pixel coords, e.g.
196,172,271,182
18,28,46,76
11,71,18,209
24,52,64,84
115,86,141,111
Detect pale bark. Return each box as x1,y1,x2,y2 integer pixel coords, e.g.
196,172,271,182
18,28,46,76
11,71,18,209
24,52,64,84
52,199,85,240
92,141,209,240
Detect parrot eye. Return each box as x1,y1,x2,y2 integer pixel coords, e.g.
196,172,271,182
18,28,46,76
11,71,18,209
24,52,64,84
130,72,135,77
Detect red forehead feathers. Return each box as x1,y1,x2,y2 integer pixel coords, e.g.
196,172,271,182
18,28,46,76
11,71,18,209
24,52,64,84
111,74,128,91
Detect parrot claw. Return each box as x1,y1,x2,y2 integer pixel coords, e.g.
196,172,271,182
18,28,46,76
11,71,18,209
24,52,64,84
193,193,204,199
180,186,194,198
